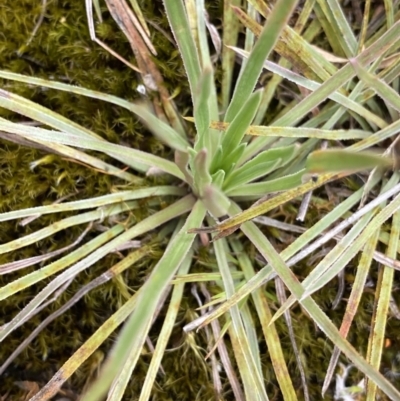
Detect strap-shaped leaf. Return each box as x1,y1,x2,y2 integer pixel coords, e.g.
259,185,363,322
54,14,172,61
192,148,212,197
201,183,231,218
212,91,262,173
225,144,299,190
194,67,213,151
210,120,372,140
224,160,281,191
305,149,392,174
132,102,190,152
0,119,184,180
224,0,299,122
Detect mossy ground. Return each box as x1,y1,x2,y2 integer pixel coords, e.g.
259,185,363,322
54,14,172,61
1,1,400,400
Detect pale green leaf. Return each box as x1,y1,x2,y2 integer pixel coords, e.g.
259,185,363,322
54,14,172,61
305,149,392,174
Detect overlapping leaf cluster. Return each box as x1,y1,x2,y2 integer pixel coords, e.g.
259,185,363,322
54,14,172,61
1,0,400,400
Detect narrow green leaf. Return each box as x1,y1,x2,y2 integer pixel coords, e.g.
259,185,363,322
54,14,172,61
211,91,262,173
224,160,281,190
211,169,225,187
194,67,213,151
229,46,388,130
201,184,231,217
224,0,299,122
0,187,185,222
225,144,299,190
133,103,190,152
316,0,357,56
211,143,247,175
79,200,206,401
350,58,400,113
194,0,220,123
210,121,372,140
226,169,305,197
163,0,201,94
322,229,381,396
192,148,212,196
175,151,194,187
221,90,263,153
0,206,122,256
0,119,185,180
230,239,298,401
207,172,336,237
139,251,193,401
213,237,268,401
305,149,392,174
221,0,242,111
366,210,400,400
300,213,374,300
231,4,333,82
